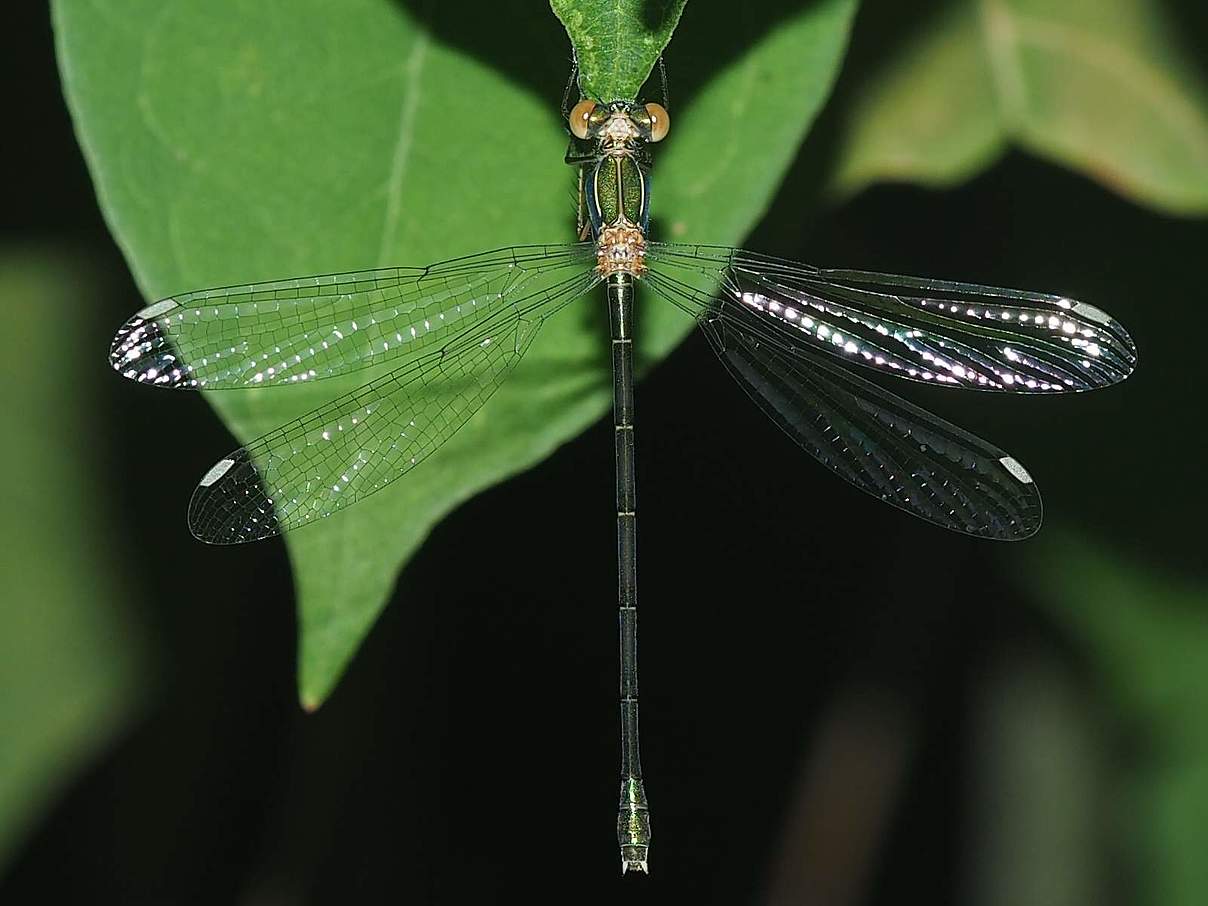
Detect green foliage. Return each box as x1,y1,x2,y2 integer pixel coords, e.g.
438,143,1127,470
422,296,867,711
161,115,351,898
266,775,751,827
1027,534,1208,906
0,249,147,869
53,0,856,706
550,0,687,101
828,0,1208,214
966,657,1106,906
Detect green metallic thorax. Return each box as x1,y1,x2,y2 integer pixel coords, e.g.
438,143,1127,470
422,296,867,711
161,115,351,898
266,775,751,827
591,154,648,230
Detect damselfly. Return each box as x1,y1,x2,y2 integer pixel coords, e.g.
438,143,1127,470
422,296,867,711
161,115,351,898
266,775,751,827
109,87,1135,873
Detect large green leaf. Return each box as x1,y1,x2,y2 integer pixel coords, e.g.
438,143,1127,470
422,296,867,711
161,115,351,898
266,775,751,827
0,248,147,869
828,0,1208,214
54,0,857,706
550,0,687,101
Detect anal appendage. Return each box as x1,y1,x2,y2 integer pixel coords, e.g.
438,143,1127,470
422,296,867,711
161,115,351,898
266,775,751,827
617,775,651,874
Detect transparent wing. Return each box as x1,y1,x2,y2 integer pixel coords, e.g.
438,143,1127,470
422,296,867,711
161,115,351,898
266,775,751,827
188,270,599,544
111,244,595,389
647,243,1135,392
645,269,1043,540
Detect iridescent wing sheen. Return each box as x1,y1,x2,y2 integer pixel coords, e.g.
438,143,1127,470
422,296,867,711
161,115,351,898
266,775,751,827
188,269,599,544
645,267,1043,539
110,244,595,390
647,243,1135,393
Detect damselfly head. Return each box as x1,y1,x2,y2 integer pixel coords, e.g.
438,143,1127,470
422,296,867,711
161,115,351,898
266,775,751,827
568,100,670,145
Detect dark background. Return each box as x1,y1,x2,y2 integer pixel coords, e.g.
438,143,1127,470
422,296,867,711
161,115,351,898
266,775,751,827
4,1,1205,904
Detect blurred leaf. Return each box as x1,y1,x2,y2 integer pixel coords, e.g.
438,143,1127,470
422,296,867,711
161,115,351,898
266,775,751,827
829,0,1208,214
966,656,1106,906
1027,532,1208,906
54,0,856,706
550,0,687,101
0,248,146,870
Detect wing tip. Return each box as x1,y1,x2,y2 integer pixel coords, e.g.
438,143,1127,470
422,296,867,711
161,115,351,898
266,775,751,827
188,450,281,545
109,301,200,389
994,456,1043,542
1070,301,1137,387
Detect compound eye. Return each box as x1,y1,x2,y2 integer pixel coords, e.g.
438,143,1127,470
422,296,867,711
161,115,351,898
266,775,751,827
644,102,670,142
569,99,597,140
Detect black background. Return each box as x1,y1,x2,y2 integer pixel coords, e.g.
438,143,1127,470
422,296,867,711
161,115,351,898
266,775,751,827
4,1,1206,903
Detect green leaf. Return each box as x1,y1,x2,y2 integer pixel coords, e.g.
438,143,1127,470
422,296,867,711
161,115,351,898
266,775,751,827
828,0,1208,214
550,0,687,101
54,0,856,706
0,248,147,869
1025,532,1208,906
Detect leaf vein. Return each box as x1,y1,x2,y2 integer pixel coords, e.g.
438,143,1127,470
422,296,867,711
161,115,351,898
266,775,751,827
978,0,1028,125
377,28,431,266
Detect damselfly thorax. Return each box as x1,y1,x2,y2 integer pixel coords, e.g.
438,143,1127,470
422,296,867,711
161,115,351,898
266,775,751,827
566,100,669,278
